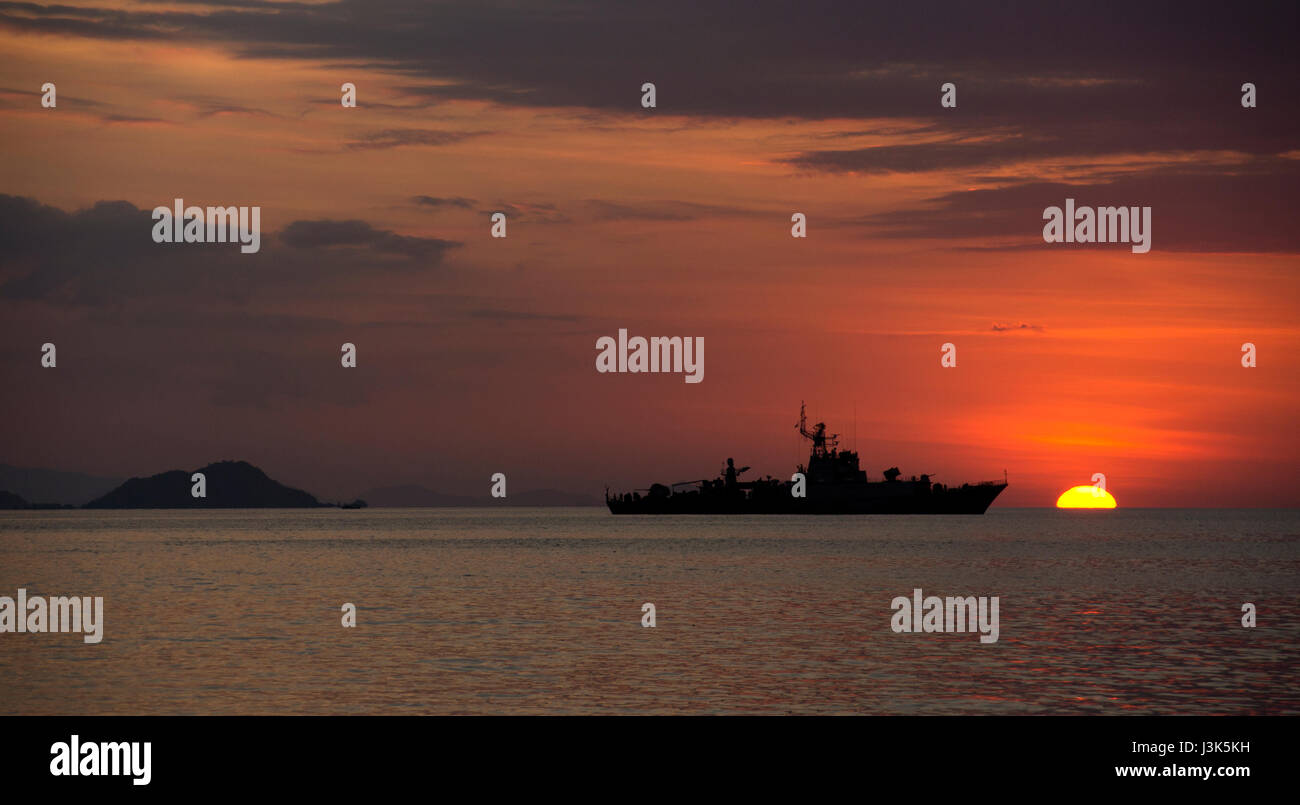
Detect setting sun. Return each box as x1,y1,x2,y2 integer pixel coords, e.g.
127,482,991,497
1056,486,1118,508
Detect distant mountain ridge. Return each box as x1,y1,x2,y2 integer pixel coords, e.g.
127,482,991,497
85,461,325,509
0,464,121,506
361,485,480,507
1,461,599,509
361,485,600,507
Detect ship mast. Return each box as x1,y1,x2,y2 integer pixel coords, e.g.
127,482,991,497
797,401,838,458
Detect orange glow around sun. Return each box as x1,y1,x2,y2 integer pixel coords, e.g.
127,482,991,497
1056,485,1118,508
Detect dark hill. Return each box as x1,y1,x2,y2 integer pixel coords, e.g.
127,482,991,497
0,490,28,509
84,461,324,509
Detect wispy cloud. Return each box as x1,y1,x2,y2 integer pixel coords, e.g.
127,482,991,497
344,128,490,150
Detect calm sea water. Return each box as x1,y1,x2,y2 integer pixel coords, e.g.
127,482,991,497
0,508,1296,715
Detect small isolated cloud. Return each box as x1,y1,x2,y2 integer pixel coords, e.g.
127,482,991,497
991,322,1043,332
197,103,277,120
412,195,477,210
481,201,568,224
345,128,489,150
583,199,752,222
100,114,171,127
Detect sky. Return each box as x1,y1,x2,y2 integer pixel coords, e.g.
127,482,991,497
0,0,1297,506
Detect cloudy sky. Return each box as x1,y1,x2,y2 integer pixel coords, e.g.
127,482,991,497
1,0,1296,505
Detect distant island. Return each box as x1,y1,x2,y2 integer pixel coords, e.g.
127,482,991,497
0,490,77,509
0,460,601,509
84,460,326,509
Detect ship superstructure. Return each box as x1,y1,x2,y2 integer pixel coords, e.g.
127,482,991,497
606,403,1007,514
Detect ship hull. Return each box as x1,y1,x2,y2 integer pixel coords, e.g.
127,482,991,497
607,481,1007,515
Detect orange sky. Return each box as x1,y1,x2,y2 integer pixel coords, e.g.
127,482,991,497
1,3,1297,506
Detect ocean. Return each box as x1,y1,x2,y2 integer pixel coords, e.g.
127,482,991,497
1,507,1295,715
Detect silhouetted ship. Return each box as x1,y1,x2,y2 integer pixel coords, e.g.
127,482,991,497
607,404,1007,514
